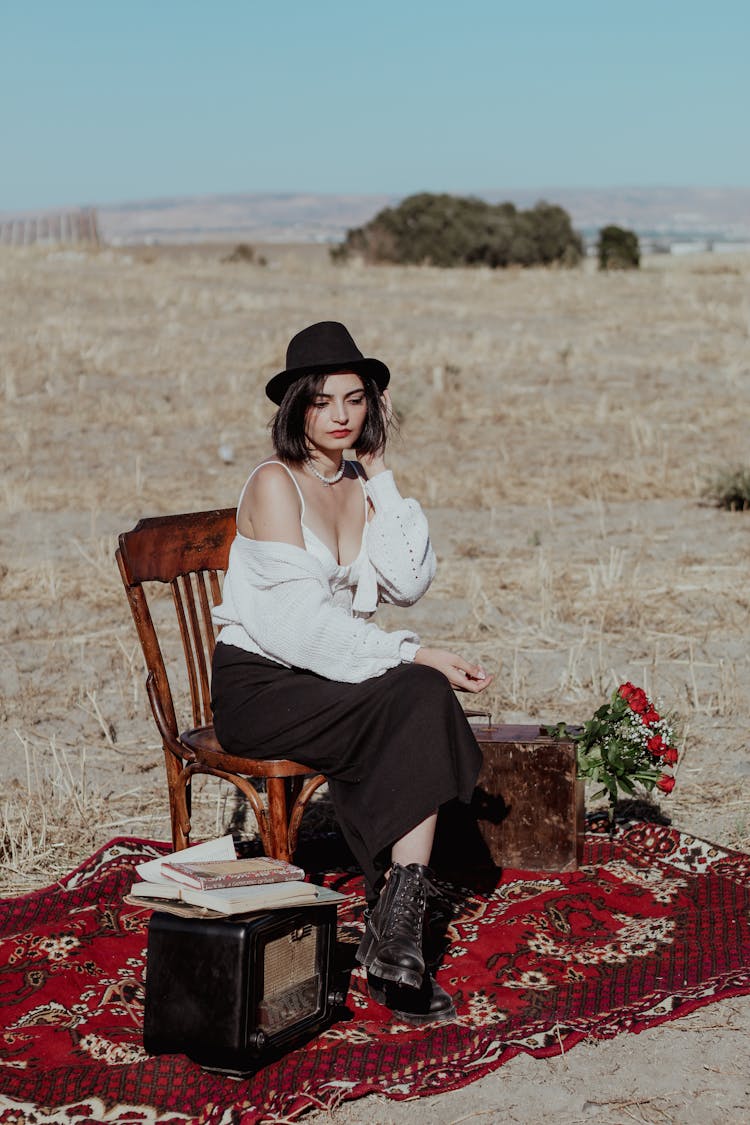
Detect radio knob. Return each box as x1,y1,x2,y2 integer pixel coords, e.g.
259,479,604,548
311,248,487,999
247,1030,269,1054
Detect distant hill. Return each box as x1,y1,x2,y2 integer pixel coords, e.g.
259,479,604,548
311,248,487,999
98,192,399,245
485,187,750,241
3,188,750,246
98,187,750,246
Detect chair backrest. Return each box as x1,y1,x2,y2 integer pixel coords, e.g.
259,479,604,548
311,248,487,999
116,508,236,739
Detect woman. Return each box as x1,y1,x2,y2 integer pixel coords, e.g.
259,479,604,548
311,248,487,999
211,321,492,1024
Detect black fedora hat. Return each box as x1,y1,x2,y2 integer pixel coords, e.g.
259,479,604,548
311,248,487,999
265,321,390,405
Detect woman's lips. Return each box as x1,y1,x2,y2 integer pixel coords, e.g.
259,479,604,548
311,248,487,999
329,429,351,437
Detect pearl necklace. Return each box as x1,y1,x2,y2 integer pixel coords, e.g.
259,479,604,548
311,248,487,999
307,460,346,485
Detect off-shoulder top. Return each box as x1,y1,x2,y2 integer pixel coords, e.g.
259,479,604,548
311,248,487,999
211,462,436,684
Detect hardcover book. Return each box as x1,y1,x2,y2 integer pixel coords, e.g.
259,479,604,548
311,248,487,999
126,879,344,918
160,856,305,890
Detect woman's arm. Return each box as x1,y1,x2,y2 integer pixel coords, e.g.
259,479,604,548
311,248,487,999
355,391,435,604
357,393,492,692
358,471,437,605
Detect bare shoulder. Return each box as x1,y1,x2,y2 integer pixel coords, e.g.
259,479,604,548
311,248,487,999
238,462,304,546
245,461,299,503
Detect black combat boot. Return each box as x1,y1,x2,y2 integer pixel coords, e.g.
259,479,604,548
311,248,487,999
366,970,456,1025
355,863,432,989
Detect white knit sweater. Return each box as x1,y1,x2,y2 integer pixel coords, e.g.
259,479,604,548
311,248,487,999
212,469,436,683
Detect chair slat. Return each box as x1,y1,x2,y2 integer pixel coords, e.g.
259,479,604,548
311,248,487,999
172,578,202,728
197,571,217,655
208,569,222,611
182,574,212,727
184,573,212,724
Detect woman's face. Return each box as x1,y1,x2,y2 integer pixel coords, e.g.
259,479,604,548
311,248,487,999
305,371,368,454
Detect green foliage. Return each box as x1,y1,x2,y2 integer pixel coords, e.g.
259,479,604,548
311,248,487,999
702,465,750,511
544,683,679,819
597,225,640,270
332,193,584,269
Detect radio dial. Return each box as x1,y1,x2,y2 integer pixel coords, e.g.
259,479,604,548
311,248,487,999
247,1030,268,1054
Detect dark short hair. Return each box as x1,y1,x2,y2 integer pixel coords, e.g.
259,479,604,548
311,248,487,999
270,372,388,463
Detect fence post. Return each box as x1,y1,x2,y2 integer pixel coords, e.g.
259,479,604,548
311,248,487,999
0,209,102,247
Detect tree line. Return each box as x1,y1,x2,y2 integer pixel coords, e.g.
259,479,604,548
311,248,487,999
332,193,639,270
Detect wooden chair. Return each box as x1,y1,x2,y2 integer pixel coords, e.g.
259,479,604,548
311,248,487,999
116,508,325,859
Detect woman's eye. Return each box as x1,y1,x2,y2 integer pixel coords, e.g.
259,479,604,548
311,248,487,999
348,397,364,406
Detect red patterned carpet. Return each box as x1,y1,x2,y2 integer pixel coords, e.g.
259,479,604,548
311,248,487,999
1,823,749,1125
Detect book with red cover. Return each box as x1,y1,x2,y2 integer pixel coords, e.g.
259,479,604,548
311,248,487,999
160,856,305,891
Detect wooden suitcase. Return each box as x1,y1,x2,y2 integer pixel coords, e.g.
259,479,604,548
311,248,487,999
470,722,584,872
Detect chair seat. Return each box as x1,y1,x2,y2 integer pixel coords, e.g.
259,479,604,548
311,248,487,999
180,724,323,780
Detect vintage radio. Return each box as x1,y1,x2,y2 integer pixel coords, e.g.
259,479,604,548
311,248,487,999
470,722,584,872
144,904,339,1076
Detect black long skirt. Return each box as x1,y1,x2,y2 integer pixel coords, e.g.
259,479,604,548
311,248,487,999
210,643,482,900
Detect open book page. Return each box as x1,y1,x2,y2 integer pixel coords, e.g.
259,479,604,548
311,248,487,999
135,834,236,884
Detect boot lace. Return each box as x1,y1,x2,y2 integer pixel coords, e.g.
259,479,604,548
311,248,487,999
384,876,426,940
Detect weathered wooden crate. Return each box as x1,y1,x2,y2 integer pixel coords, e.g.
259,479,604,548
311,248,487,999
470,722,584,872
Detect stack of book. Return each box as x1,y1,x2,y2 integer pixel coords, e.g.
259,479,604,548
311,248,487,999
126,835,343,917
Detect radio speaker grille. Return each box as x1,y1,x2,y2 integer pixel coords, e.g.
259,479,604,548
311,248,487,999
258,923,321,1034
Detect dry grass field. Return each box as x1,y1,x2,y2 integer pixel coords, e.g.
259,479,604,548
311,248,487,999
1,243,749,1122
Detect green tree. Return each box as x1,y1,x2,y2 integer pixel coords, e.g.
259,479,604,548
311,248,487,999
332,193,583,269
597,225,640,270
528,202,585,266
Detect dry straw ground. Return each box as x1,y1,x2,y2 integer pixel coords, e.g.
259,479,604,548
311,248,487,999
1,243,749,1122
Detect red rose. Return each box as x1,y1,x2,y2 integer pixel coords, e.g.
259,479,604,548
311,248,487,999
647,735,665,754
619,683,636,701
629,691,648,714
656,774,675,794
643,708,660,725
662,746,678,765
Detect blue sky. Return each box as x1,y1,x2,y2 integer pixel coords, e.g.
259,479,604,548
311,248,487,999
2,0,749,211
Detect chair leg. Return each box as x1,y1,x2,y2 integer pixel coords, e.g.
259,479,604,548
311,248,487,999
287,774,326,856
165,763,323,862
164,749,191,850
263,774,326,861
266,776,292,862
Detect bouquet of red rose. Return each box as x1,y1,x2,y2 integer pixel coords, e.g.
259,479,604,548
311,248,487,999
567,682,679,813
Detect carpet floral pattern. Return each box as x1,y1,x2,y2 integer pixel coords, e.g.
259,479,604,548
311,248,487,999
0,824,748,1125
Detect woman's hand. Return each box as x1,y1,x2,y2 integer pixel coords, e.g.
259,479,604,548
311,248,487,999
357,389,393,478
414,647,493,693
